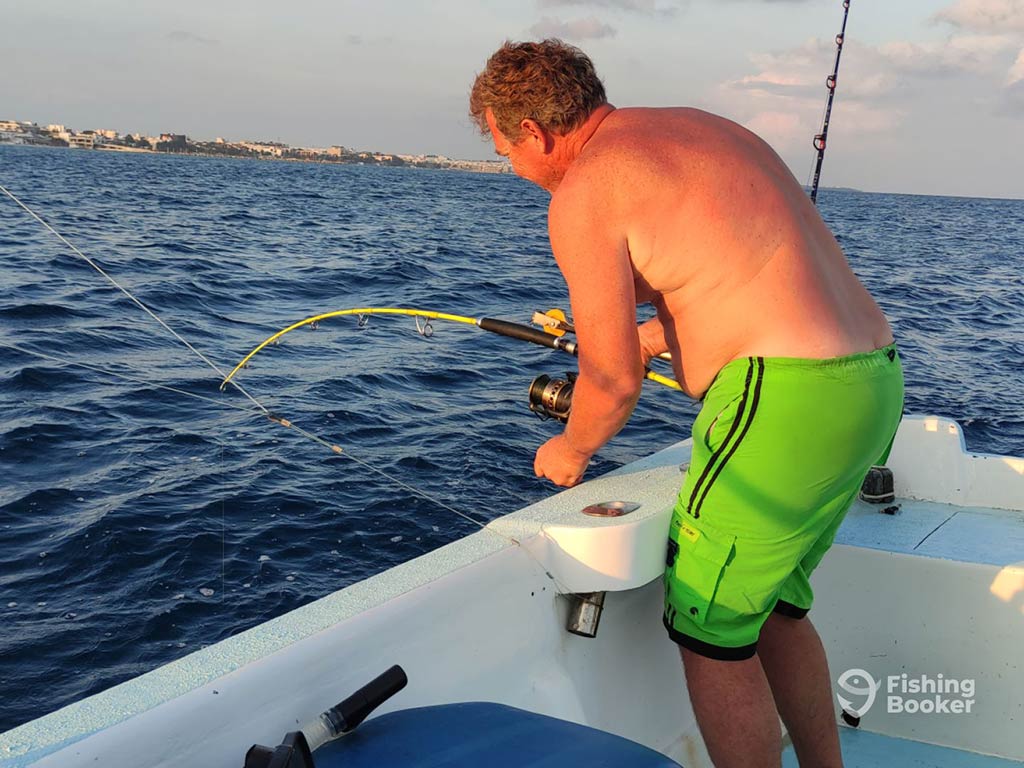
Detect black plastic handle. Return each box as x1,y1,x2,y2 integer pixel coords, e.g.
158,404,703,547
479,317,573,353
327,665,408,735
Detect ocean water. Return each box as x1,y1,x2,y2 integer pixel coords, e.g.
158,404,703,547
0,145,1021,733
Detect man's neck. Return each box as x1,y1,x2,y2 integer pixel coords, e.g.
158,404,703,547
544,103,616,192
566,103,617,159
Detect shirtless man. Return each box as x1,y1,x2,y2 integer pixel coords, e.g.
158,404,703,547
469,41,903,767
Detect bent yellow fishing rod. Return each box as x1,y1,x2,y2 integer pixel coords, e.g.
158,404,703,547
220,306,683,397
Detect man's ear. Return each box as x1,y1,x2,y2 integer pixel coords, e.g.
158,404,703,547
519,118,553,153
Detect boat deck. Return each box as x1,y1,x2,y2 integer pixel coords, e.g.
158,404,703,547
836,496,1024,567
783,729,1024,767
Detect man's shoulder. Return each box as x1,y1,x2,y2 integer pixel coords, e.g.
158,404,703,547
547,149,628,247
555,128,678,212
555,130,646,204
548,164,613,225
580,108,710,172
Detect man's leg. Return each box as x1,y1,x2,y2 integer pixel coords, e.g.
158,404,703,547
681,648,782,768
757,612,843,768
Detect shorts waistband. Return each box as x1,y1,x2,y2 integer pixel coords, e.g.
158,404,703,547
703,344,900,400
720,344,898,373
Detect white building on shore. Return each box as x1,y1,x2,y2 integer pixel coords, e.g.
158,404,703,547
67,133,97,149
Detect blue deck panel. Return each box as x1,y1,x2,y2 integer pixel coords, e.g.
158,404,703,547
835,498,1024,567
783,729,1024,767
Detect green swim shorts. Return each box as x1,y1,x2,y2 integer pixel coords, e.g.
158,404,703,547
663,345,904,660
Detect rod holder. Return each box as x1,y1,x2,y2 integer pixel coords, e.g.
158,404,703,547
566,591,606,638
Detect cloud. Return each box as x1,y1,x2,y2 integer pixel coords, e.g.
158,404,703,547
744,111,803,143
1009,47,1024,82
933,0,1024,34
879,34,1017,76
166,30,217,46
540,0,652,9
529,16,618,39
537,0,683,13
715,8,1024,157
995,47,1024,113
740,98,898,151
733,39,834,97
727,25,1021,104
714,36,909,153
730,39,898,101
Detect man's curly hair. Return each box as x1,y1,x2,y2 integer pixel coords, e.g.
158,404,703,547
469,39,607,142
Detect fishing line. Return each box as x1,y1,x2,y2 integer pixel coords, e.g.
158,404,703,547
6,347,521,586
6,341,557,582
4,343,264,416
259,414,494,531
252,420,576,611
0,186,576,593
0,183,270,415
5,344,495,533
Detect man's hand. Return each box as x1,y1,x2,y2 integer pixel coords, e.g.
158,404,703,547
637,316,670,367
534,434,592,487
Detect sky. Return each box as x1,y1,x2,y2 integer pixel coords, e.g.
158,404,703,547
2,0,1023,199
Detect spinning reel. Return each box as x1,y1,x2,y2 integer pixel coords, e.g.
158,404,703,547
528,371,576,423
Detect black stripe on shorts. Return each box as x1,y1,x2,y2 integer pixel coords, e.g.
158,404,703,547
685,358,755,517
690,357,765,519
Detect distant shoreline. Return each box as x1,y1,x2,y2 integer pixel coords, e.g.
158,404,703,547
0,137,511,175
2,143,1022,201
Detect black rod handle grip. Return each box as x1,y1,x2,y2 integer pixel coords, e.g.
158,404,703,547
479,317,568,352
328,665,408,735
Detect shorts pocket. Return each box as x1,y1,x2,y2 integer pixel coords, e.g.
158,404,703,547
700,393,744,454
665,520,737,628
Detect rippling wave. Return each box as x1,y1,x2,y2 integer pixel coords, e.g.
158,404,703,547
0,145,1021,731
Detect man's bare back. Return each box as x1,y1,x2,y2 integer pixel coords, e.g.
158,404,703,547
553,106,893,397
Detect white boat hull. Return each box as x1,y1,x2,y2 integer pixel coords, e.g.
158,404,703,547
2,415,1022,767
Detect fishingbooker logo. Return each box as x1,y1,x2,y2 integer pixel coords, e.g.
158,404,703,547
836,669,879,717
836,669,976,716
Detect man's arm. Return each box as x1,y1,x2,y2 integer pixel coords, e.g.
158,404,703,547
533,182,645,486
